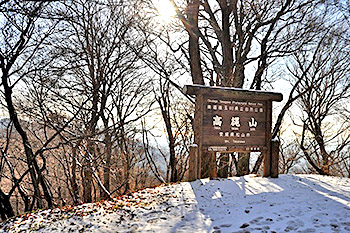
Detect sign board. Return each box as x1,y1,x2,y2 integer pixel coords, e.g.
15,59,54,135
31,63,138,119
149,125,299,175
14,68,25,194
184,84,283,153
203,97,266,152
184,84,283,179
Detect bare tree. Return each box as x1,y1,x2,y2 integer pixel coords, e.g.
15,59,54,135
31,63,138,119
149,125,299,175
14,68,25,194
131,14,195,182
0,0,157,220
291,24,350,175
279,138,302,174
162,0,326,175
0,1,61,216
50,0,154,199
154,79,193,182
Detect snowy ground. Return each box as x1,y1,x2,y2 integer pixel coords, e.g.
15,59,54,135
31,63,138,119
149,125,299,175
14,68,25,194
1,174,350,233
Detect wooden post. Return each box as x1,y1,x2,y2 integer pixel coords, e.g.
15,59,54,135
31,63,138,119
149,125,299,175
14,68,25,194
194,93,203,179
210,152,217,178
188,145,198,181
271,139,280,178
263,101,272,177
197,149,201,179
262,150,271,177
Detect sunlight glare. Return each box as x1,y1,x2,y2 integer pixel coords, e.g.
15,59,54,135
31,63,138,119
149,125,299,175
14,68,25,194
154,0,176,22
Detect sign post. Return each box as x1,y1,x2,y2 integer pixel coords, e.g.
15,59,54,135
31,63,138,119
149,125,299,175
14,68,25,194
184,84,283,179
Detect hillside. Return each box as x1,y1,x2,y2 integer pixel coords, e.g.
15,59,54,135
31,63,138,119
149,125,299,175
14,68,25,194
1,174,350,232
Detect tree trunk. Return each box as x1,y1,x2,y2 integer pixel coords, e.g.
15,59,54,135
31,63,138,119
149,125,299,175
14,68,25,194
120,129,131,195
220,0,234,87
2,70,50,210
102,133,112,199
157,89,178,182
236,152,250,176
38,174,54,208
186,0,204,85
162,100,177,182
36,152,54,208
17,185,30,212
218,153,229,178
232,63,245,88
201,151,212,178
83,139,96,203
0,189,15,221
83,164,92,203
169,136,178,182
71,143,81,205
122,149,131,194
252,153,264,174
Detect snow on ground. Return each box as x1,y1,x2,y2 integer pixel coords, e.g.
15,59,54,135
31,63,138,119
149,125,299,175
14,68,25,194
1,174,350,233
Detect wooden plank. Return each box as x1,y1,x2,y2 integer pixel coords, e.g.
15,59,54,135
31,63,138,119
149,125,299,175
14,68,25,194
271,139,280,178
188,145,198,181
184,84,283,102
206,145,267,153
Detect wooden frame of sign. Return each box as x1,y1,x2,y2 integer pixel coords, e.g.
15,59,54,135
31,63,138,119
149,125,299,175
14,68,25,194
184,84,283,179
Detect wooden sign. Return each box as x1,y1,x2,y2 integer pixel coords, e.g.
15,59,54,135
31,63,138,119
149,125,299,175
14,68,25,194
203,97,266,152
184,85,283,153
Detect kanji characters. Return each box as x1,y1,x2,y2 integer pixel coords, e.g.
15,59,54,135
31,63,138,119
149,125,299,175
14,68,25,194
249,117,258,130
213,115,223,128
231,116,240,128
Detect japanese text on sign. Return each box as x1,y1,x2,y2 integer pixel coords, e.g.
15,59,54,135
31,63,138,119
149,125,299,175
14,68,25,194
202,97,267,150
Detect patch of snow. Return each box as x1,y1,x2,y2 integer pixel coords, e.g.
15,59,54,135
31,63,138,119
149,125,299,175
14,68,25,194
1,174,350,232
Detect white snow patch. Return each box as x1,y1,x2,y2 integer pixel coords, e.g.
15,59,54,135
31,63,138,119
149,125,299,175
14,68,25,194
1,174,350,232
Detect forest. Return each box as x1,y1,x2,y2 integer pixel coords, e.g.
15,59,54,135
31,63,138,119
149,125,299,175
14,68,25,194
0,0,349,220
